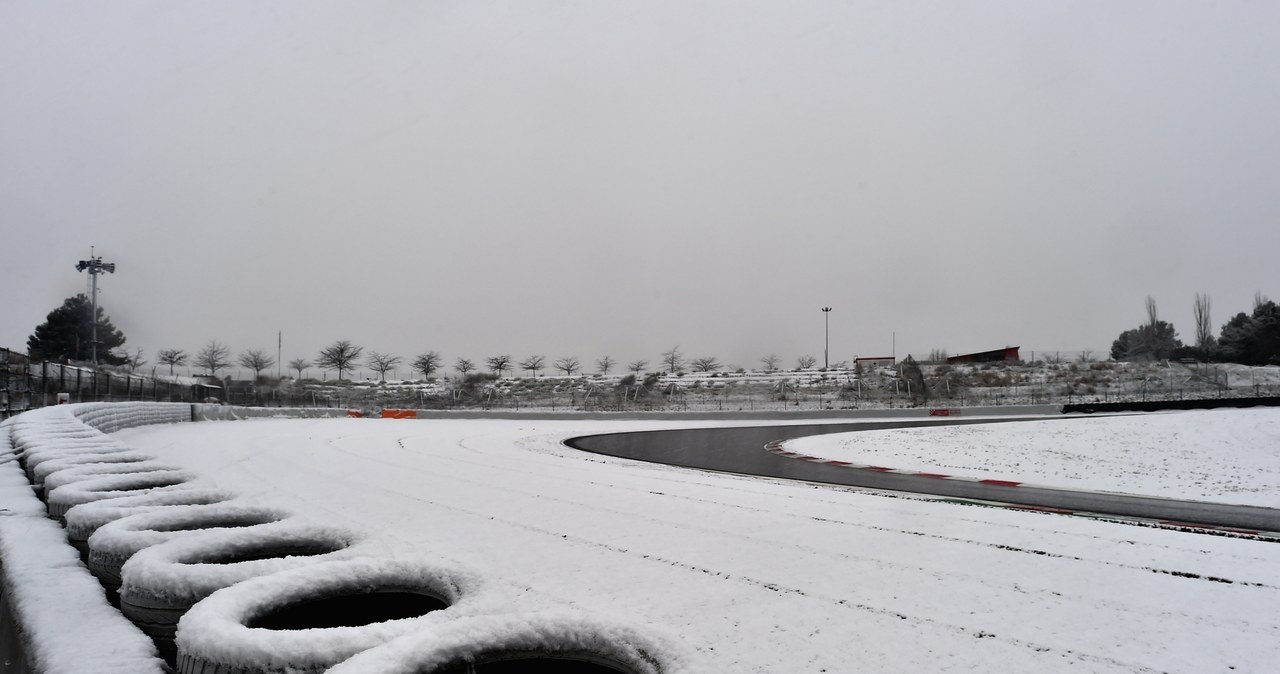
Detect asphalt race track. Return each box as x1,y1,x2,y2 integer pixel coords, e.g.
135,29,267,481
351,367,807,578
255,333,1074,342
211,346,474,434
566,418,1280,534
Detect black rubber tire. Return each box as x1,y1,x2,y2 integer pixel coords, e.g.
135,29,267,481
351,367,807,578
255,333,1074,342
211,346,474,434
120,601,182,665
88,551,126,589
433,652,635,673
174,653,256,674
70,537,91,564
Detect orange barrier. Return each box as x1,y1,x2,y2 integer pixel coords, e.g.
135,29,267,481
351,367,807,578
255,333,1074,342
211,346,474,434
346,410,363,418
380,409,416,419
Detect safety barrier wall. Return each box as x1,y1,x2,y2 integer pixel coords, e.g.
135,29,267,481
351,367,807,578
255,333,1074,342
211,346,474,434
191,404,354,422
1062,396,1280,414
71,402,193,433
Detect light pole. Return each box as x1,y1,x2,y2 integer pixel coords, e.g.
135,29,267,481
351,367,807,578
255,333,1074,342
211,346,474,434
821,306,832,370
75,247,116,367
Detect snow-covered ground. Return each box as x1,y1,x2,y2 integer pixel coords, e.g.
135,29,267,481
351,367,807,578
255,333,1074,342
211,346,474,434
784,409,1280,507
113,413,1280,673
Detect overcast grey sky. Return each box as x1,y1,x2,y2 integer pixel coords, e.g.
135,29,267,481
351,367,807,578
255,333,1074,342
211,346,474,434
3,1,1277,374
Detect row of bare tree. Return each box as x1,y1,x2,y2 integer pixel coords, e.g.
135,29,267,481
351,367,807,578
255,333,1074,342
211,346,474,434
148,342,823,382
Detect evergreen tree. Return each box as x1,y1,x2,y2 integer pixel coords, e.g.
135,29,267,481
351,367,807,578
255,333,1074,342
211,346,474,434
1109,321,1182,361
26,294,127,364
1216,301,1280,365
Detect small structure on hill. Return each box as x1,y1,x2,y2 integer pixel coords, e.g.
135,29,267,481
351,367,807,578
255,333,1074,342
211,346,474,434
946,347,1021,364
854,356,895,368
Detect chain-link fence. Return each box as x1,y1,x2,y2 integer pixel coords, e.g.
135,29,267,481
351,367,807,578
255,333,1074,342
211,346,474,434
1,348,219,419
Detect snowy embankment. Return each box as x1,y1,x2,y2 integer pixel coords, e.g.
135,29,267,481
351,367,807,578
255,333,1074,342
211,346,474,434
783,409,1280,507
115,413,1280,673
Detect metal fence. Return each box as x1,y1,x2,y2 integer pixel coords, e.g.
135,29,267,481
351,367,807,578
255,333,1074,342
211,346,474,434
1,348,218,419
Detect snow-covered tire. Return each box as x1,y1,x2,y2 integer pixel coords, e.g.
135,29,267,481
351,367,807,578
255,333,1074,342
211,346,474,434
176,558,498,674
120,521,361,664
42,460,182,495
88,504,291,601
46,469,197,522
31,451,156,494
323,612,690,674
20,439,132,482
65,487,237,563
14,423,129,475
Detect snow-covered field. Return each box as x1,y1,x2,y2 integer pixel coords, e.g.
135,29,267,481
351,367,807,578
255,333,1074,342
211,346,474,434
114,413,1280,673
784,409,1280,507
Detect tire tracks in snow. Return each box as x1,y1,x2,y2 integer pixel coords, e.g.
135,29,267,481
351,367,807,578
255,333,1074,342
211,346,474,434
298,448,1169,674
308,432,1261,671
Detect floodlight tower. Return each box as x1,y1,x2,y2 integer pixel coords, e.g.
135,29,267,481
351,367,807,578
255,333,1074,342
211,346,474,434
821,306,833,370
75,247,116,366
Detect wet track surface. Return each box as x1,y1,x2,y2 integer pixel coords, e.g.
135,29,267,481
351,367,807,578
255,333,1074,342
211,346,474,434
566,418,1280,533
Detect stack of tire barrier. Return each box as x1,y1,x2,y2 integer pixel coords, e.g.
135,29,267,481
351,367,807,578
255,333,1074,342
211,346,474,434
0,409,169,673
1,403,688,674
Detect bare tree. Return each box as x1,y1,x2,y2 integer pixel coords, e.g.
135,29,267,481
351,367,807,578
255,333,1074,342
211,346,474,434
194,340,232,378
596,355,616,375
1076,350,1094,364
454,357,475,377
661,346,684,373
760,354,780,371
1255,290,1270,311
316,340,364,380
157,348,187,376
627,359,648,375
288,358,311,379
691,356,721,372
412,351,442,380
554,356,580,376
238,349,276,381
796,354,817,370
520,355,545,378
1193,292,1214,358
121,347,147,372
366,351,402,381
486,355,512,378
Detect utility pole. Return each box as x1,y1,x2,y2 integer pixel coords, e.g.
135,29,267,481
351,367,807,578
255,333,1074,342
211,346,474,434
821,307,832,369
75,247,116,367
